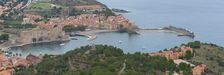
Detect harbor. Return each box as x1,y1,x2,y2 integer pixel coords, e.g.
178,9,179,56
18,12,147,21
0,0,223,74
0,26,195,57
7,30,193,57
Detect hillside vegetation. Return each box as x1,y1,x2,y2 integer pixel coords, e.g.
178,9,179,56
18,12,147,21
15,45,191,75
51,0,103,6
188,41,224,75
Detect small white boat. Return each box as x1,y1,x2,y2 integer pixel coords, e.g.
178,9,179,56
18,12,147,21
87,35,97,41
2,47,10,51
60,43,65,46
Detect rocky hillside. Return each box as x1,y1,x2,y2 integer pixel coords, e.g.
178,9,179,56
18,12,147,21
188,41,224,75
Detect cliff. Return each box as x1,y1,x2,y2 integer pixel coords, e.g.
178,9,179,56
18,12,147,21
188,42,224,75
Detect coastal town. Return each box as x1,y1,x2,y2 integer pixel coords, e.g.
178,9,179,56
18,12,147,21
0,52,42,75
0,0,222,75
0,0,195,49
0,0,140,49
0,0,140,74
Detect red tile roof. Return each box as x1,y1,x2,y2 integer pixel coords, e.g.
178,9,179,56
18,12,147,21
0,69,14,75
192,64,206,75
35,14,134,30
10,57,28,67
149,45,193,60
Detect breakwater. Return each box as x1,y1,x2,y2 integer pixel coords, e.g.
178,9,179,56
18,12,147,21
141,26,195,38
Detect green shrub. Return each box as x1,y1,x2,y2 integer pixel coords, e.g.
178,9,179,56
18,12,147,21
0,34,9,41
188,41,201,48
184,51,193,60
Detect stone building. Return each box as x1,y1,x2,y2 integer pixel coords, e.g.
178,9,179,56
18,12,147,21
192,64,206,75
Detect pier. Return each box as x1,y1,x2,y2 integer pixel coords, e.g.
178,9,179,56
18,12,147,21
70,32,97,41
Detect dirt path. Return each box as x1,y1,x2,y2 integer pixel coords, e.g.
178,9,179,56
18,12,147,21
118,59,126,75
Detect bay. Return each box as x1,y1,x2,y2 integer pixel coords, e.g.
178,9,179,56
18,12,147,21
12,0,224,56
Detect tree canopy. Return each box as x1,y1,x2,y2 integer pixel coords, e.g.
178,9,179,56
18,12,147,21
15,45,193,75
188,41,201,48
0,33,9,41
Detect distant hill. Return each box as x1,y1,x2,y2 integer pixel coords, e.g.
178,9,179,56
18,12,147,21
15,45,187,75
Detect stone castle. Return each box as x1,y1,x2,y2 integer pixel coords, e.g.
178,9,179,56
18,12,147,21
15,25,69,45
